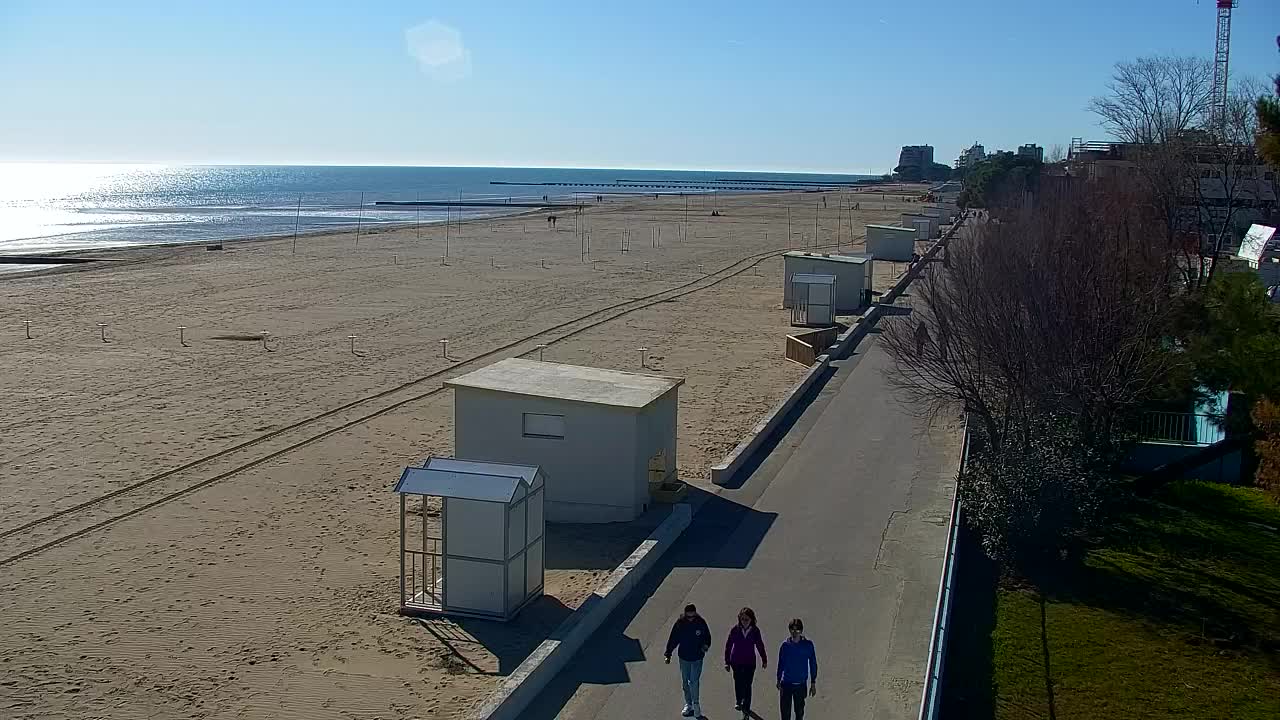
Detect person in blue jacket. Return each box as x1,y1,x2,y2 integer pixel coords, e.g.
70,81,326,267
664,603,712,717
776,617,818,720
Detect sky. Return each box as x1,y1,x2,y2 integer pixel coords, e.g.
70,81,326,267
1,0,1278,173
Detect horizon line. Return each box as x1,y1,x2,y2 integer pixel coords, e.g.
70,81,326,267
0,160,888,176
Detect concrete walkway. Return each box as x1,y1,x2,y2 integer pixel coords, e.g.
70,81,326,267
522,307,961,720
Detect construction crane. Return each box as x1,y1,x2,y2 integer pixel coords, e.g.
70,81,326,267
1209,0,1237,133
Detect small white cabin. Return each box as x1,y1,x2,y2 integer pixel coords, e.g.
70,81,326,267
866,224,918,262
446,359,683,524
782,251,874,313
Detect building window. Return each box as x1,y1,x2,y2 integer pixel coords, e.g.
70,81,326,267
522,413,565,439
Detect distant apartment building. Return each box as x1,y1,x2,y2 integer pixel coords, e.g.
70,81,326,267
897,145,935,174
955,142,985,169
1018,143,1044,162
1066,137,1278,247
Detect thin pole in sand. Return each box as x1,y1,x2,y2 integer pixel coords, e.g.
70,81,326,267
644,261,651,272
814,200,819,245
698,263,704,275
260,330,271,351
787,206,792,248
536,344,548,361
348,335,358,355
178,326,188,347
23,320,31,340
638,347,649,368
97,323,108,343
292,195,302,254
439,339,449,359
541,258,547,269
354,192,364,246
445,195,452,258
684,194,689,239
415,194,421,242
393,254,398,266
490,256,495,268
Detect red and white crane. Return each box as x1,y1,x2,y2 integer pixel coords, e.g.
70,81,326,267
1209,0,1237,132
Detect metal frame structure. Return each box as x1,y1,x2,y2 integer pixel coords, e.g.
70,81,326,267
394,458,545,622
1210,1,1237,134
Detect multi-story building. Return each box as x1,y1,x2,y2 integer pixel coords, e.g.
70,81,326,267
897,145,934,175
1018,143,1044,162
1065,137,1278,251
955,143,985,169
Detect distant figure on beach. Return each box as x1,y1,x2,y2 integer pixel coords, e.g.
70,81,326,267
665,603,712,718
777,618,818,720
547,215,557,228
822,196,827,209
724,607,767,720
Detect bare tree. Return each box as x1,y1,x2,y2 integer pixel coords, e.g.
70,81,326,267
882,181,1180,452
1088,55,1214,144
882,182,1184,559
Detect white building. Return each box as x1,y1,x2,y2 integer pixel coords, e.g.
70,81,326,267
902,212,939,239
782,251,874,313
394,457,545,621
446,359,683,524
866,224,918,261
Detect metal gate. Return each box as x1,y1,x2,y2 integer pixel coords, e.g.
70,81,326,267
401,496,444,611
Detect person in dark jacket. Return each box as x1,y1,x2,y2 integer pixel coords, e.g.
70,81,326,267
664,603,712,717
776,617,818,720
723,607,767,719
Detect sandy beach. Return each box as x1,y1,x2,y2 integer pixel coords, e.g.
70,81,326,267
0,186,929,719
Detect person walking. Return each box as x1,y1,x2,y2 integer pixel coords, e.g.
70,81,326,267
724,607,767,719
664,603,712,717
776,618,818,720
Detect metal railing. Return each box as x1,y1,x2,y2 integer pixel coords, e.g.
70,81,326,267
403,541,443,610
1137,411,1225,446
917,419,968,720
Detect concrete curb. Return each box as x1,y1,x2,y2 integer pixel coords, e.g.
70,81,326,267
710,354,832,485
469,503,694,720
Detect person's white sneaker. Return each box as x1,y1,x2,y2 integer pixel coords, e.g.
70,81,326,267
681,704,693,717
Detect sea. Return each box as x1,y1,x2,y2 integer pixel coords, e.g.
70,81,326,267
0,164,875,259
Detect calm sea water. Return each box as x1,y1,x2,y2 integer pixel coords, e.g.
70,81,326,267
0,165,873,256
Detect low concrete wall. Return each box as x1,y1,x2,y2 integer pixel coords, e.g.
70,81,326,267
470,503,693,720
711,355,831,484
1121,442,1242,484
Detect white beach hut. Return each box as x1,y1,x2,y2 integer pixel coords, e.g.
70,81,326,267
446,359,683,524
866,224,918,261
394,457,545,621
902,212,939,239
782,251,874,313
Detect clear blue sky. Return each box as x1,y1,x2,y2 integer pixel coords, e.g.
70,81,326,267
1,0,1277,172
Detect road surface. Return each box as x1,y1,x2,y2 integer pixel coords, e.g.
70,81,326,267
522,300,961,720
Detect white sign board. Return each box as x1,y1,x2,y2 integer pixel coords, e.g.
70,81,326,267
1236,224,1277,264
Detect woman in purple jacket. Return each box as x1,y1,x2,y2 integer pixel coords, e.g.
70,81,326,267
723,607,767,719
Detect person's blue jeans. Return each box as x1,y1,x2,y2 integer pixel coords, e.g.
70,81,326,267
678,657,704,709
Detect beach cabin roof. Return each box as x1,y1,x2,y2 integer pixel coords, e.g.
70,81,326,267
394,457,542,502
782,251,872,265
445,358,683,409
866,224,917,233
791,273,836,285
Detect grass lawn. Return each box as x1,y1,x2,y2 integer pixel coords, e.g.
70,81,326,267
945,481,1280,719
